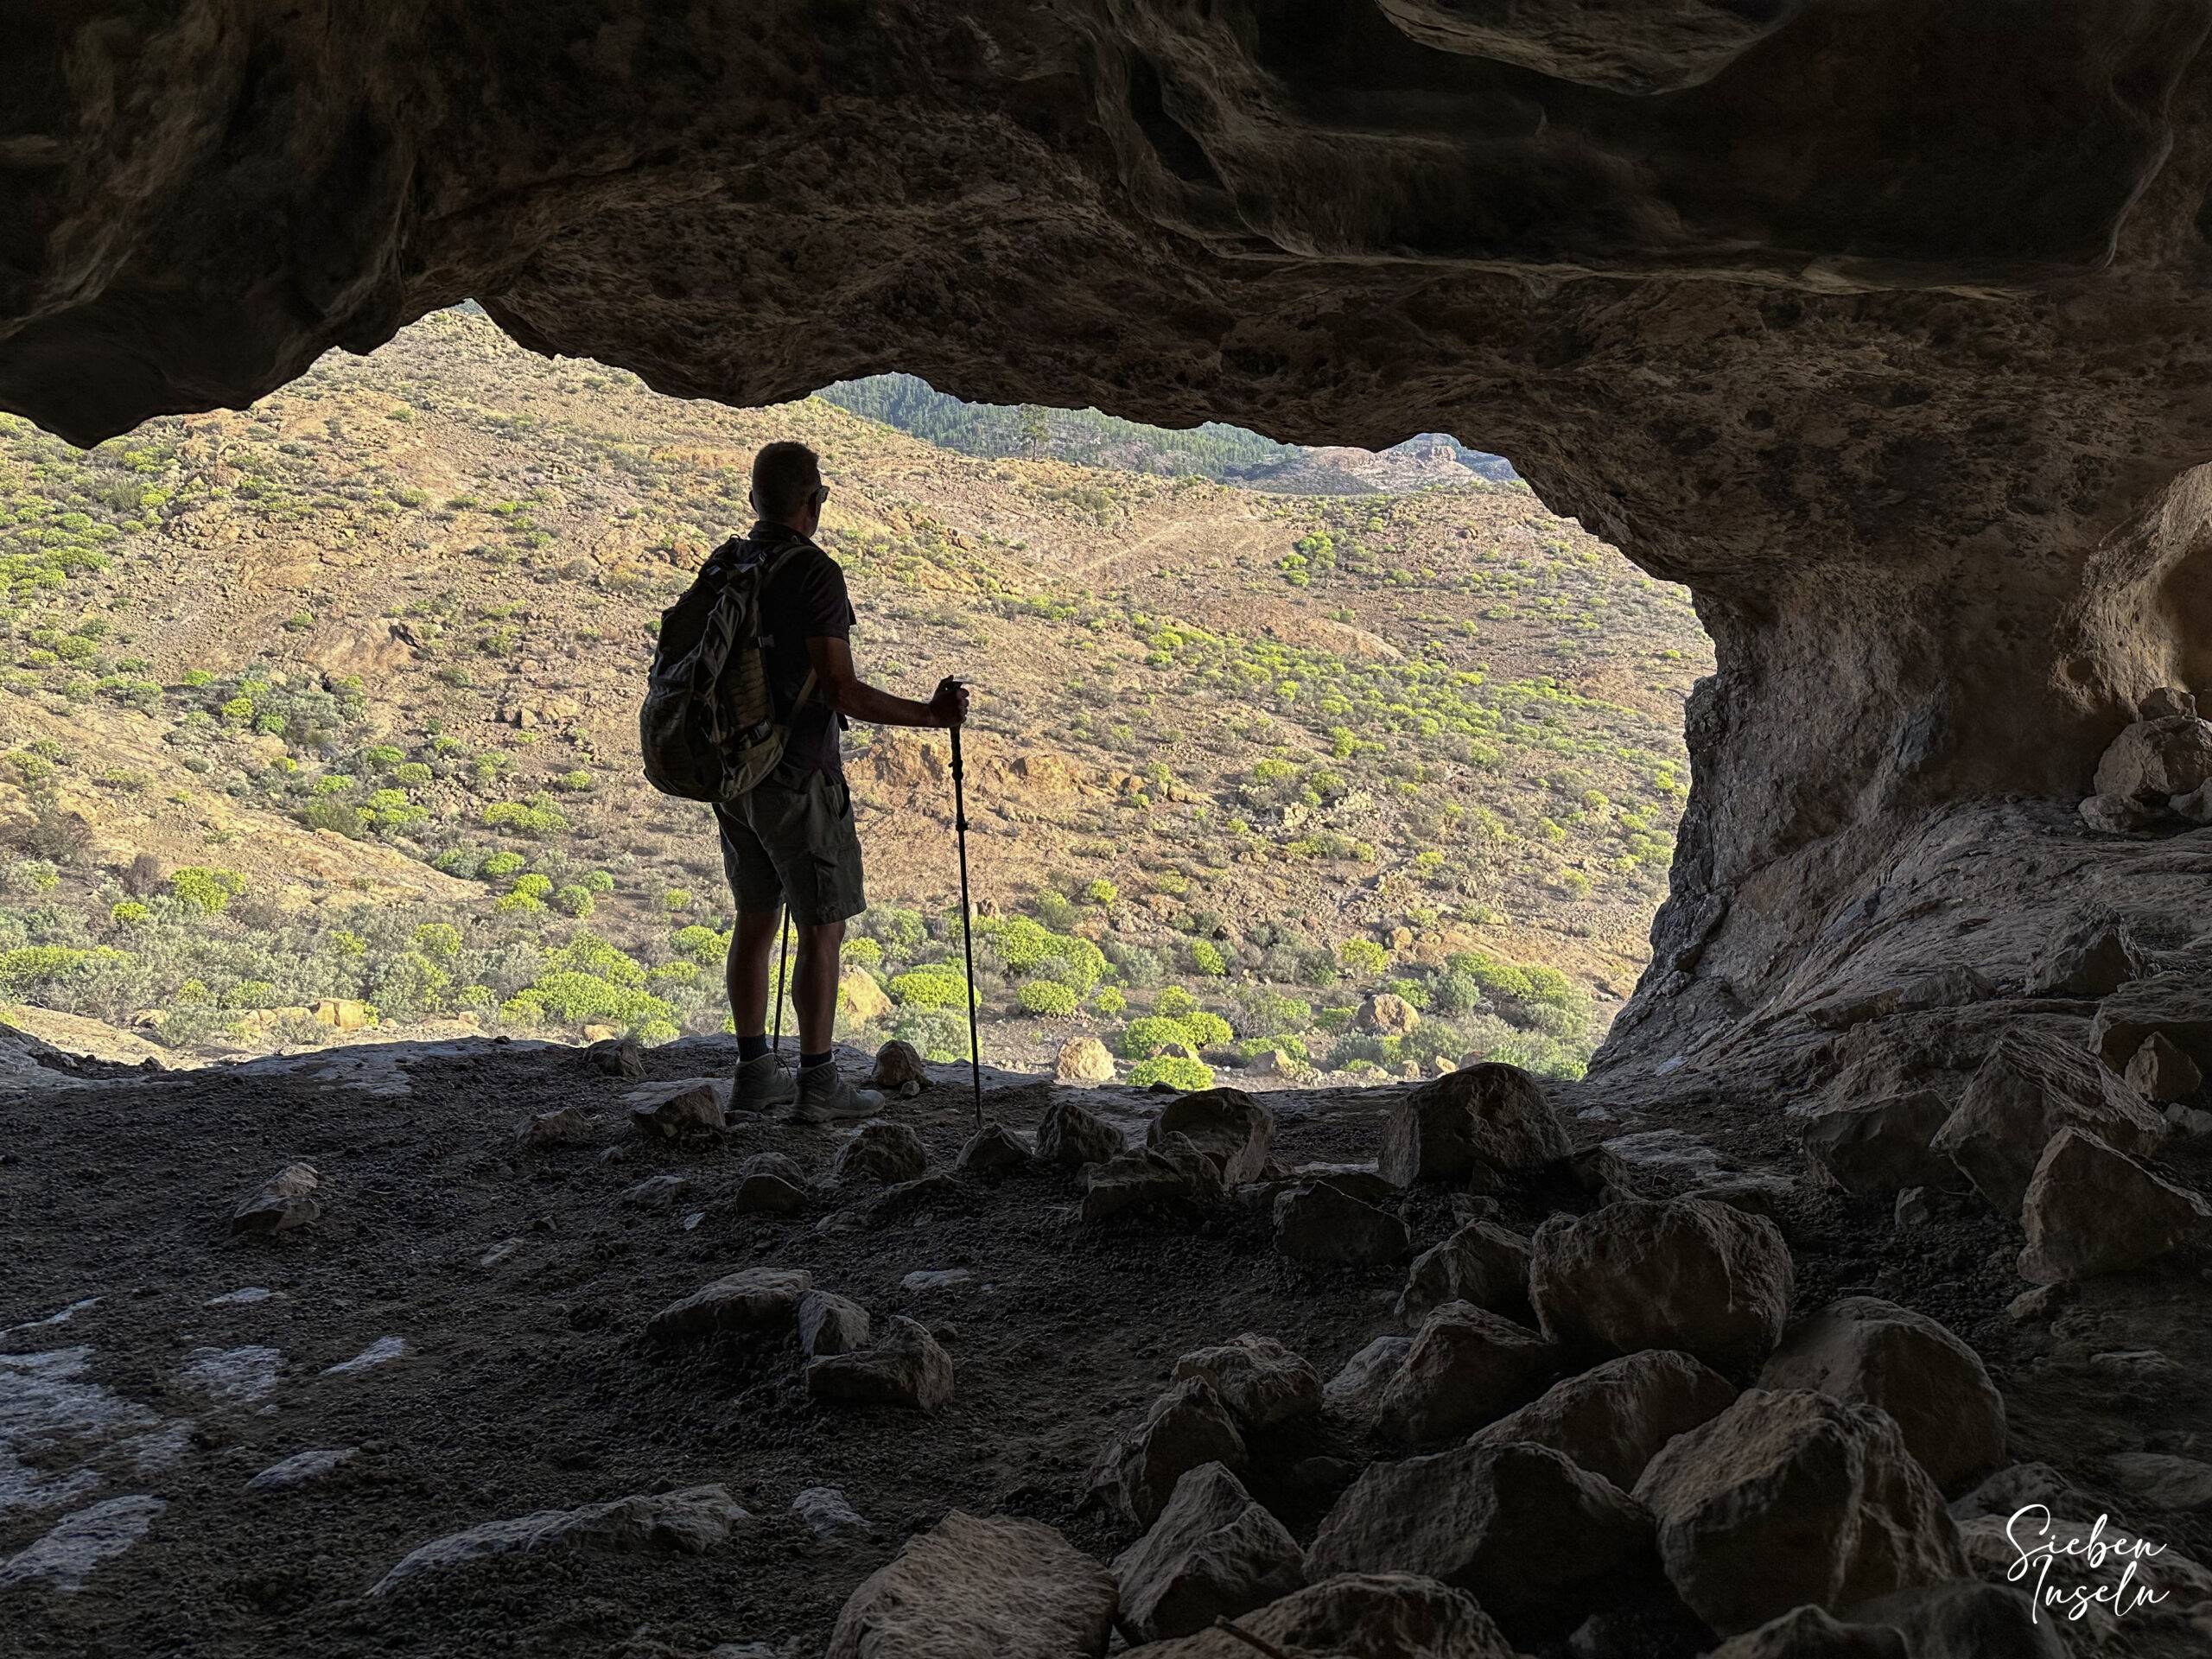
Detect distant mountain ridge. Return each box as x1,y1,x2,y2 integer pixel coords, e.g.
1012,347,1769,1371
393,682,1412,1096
814,372,1517,493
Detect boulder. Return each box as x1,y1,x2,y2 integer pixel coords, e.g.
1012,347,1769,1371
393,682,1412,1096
1054,1035,1116,1083
1147,1087,1273,1185
839,969,891,1022
829,1120,927,1186
2017,1127,2212,1282
2024,912,2152,997
627,1078,727,1138
2090,715,2212,800
1309,1440,1655,1634
1095,1376,1248,1528
1243,1048,1294,1077
1354,993,1421,1036
825,1511,1116,1659
957,1121,1031,1173
1169,1334,1322,1428
2107,1450,2212,1512
2125,1032,2203,1103
2174,779,2212,823
804,1314,954,1411
1111,1462,1305,1643
796,1289,872,1357
1842,1581,2066,1659
1083,1134,1224,1220
2141,686,2198,719
1468,1348,1738,1492
1273,1180,1411,1264
588,1034,645,1077
2078,791,2164,832
1380,1061,1567,1190
1929,1025,2166,1214
1037,1095,1126,1168
1396,1220,1533,1325
1529,1198,1796,1376
1632,1389,1967,1636
1375,1301,1556,1445
231,1162,322,1234
518,1107,594,1148
1799,1092,1953,1197
1322,1336,1413,1426
1755,1296,2006,1496
866,1039,929,1090
645,1267,812,1341
1709,1606,1908,1659
371,1485,748,1593
732,1151,810,1213
2089,970,2212,1074
1124,1572,1516,1659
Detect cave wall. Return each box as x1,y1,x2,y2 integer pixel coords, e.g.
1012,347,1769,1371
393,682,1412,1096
9,0,2212,1071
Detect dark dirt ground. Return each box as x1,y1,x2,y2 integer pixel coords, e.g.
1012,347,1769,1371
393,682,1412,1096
2,1033,2209,1658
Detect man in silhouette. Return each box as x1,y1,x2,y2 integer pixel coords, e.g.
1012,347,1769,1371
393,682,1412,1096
724,440,968,1119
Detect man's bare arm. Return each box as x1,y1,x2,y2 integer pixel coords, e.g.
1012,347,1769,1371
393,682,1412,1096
806,636,968,728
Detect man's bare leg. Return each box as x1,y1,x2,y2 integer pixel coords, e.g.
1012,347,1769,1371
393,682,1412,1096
729,906,785,1040
791,919,845,1057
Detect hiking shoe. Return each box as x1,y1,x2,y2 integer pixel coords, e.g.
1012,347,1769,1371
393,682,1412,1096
787,1062,885,1124
733,1052,798,1110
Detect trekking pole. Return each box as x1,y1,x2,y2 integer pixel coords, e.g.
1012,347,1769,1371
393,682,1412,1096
772,912,790,1056
949,699,982,1128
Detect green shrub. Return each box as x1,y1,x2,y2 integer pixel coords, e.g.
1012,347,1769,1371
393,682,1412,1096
1091,986,1126,1016
983,916,1106,993
482,794,571,837
361,745,404,769
370,952,449,1020
413,923,462,957
1236,987,1313,1036
311,773,357,797
890,965,969,1011
1154,986,1199,1019
325,929,366,957
1382,976,1431,1011
842,937,884,965
480,850,525,878
581,869,615,893
510,873,553,899
553,884,594,918
1180,1010,1234,1048
661,887,694,911
109,900,149,925
1338,938,1389,976
648,960,699,986
1187,939,1227,976
392,762,432,785
299,798,362,838
219,979,281,1010
674,925,731,963
1018,979,1079,1016
170,867,246,914
1128,1055,1213,1092
890,1008,970,1063
1122,1014,1229,1058
1084,879,1119,905
859,905,927,954
558,770,593,791
494,887,543,913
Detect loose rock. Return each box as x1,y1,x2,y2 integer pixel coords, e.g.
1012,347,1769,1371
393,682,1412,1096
1273,1180,1410,1264
1095,1376,1248,1528
804,1314,954,1411
830,1120,927,1186
1354,992,1421,1036
1530,1197,1795,1376
956,1122,1030,1173
645,1267,812,1342
1123,1572,1516,1659
2017,1127,2212,1282
1929,1025,2167,1214
1310,1440,1654,1635
371,1485,748,1594
1756,1296,2005,1496
245,1446,359,1492
1842,1581,2065,1659
627,1078,727,1138
2125,1032,2203,1103
1054,1035,1116,1083
1632,1388,1967,1636
1323,1336,1413,1426
518,1107,594,1149
866,1039,929,1091
2090,714,2212,801
621,1173,694,1210
1082,1134,1224,1220
2024,910,2152,997
2088,969,2212,1073
231,1163,322,1235
797,1289,872,1357
588,1035,645,1077
1469,1348,1738,1492
1709,1605,1908,1659
1396,1219,1533,1325
825,1511,1115,1659
1170,1333,1322,1428
1147,1087,1273,1185
791,1484,871,1538
1380,1062,1567,1188
1799,1091,1953,1196
1376,1300,1555,1445
1036,1095,1126,1167
1111,1461,1306,1643
2107,1451,2212,1512
2078,791,2164,832
732,1151,810,1214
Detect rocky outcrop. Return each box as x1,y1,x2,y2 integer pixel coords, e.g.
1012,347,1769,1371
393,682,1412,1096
1929,1027,2167,1215
2016,1128,2212,1282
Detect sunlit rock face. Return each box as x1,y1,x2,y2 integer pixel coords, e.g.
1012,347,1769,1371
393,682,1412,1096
8,2,2212,1077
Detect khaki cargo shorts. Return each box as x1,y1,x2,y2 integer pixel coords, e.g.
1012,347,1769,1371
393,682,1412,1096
715,768,868,927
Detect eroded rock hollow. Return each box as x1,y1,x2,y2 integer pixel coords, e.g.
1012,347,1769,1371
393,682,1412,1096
9,1,2212,1077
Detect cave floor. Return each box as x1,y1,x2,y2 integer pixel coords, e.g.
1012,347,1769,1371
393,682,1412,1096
0,1034,2207,1657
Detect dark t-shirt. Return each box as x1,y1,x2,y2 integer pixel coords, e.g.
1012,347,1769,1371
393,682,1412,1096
739,522,853,779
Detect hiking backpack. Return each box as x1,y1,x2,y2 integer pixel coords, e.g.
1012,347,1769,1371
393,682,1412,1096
639,535,817,802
